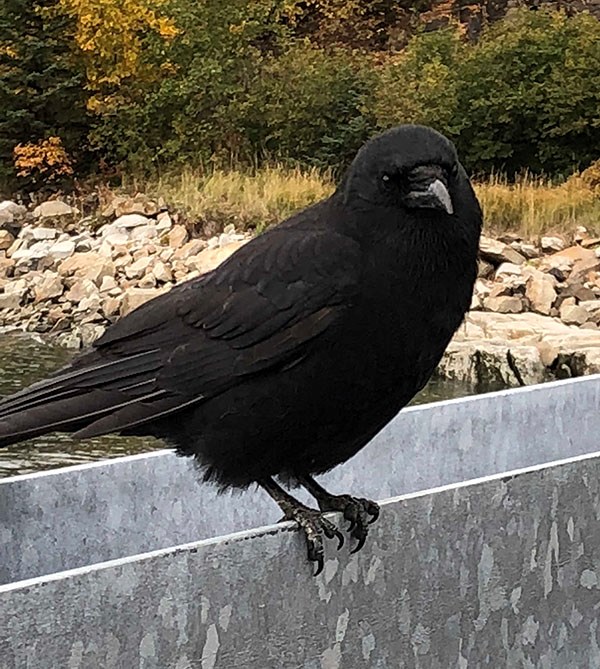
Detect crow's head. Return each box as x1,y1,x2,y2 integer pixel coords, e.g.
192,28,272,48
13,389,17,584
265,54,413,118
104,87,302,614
341,125,471,218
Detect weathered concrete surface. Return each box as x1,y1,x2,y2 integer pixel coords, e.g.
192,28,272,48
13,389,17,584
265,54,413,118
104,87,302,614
2,452,600,668
3,375,600,586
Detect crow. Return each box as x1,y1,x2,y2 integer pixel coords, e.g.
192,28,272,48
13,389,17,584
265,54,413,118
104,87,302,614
0,125,482,574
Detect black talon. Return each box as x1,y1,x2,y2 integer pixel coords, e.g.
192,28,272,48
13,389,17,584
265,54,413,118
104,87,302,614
350,532,367,554
298,475,380,555
260,478,344,576
323,522,345,550
365,500,380,523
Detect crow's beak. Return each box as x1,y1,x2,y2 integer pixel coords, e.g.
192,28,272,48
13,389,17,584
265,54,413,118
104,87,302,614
405,166,454,215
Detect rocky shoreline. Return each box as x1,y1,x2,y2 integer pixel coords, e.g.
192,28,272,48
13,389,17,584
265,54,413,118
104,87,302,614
2,194,600,387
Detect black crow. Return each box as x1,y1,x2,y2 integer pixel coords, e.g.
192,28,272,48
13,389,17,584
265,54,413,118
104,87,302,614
0,125,482,574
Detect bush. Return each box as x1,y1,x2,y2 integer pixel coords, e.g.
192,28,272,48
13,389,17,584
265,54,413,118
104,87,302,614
237,44,376,167
455,9,600,175
372,26,462,134
371,9,600,177
0,0,89,185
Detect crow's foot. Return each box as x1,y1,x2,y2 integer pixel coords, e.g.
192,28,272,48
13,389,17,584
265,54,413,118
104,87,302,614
283,506,344,576
299,475,380,554
317,494,379,553
260,477,344,576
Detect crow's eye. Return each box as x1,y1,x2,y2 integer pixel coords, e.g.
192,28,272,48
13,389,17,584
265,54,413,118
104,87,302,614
381,173,391,184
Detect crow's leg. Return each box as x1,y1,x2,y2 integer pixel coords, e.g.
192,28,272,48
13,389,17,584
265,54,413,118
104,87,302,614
298,475,380,554
259,477,344,576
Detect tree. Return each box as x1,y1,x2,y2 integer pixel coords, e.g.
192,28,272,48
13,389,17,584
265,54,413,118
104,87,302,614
0,0,89,185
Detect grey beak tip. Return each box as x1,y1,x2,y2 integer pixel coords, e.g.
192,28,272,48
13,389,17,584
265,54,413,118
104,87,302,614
428,179,454,215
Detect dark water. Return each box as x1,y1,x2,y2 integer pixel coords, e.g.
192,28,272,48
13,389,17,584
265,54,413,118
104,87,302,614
0,334,477,478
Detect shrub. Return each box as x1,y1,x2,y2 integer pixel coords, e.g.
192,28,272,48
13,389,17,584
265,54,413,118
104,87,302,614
455,9,600,175
237,44,376,167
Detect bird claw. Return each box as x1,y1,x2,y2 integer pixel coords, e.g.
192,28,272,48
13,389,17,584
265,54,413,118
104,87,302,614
285,507,344,576
317,494,380,554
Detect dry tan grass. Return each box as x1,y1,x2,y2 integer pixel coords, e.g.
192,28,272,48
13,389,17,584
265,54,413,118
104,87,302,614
145,165,600,238
475,172,600,237
149,165,334,233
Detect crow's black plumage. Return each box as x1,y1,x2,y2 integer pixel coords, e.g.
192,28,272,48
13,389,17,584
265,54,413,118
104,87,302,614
0,125,482,573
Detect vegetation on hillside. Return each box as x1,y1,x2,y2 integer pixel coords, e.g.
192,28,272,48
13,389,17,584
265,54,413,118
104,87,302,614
0,2,599,191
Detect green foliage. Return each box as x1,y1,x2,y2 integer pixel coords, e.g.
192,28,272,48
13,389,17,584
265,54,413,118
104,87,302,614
371,9,600,176
88,0,288,169
238,44,376,167
0,0,89,185
1,3,599,187
455,9,600,175
373,26,462,133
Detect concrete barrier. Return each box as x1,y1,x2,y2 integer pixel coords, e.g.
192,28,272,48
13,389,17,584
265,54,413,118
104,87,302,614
2,376,600,667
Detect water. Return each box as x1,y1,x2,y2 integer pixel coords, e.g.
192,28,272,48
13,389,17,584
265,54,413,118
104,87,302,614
0,334,477,478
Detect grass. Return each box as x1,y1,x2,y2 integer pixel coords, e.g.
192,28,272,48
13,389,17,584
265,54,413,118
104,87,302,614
140,164,600,238
474,171,600,237
147,165,335,235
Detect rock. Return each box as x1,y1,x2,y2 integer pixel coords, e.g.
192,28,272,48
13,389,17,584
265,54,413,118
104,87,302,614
535,340,559,367
65,279,98,303
120,287,165,316
103,232,130,247
49,240,76,259
540,236,566,253
130,225,159,242
512,242,539,260
477,259,494,278
0,200,27,224
470,292,482,310
112,213,151,229
156,212,173,231
80,323,105,346
558,282,596,303
137,273,157,288
524,271,557,315
33,273,64,303
33,200,78,220
483,295,523,313
479,235,526,266
489,282,514,298
495,263,523,280
75,293,102,313
99,275,119,293
55,331,82,349
579,300,600,324
0,292,22,309
168,225,188,248
175,239,208,261
185,241,247,275
546,245,595,265
0,256,15,279
581,237,600,249
58,252,115,286
574,226,589,244
113,253,133,271
125,256,152,280
31,227,58,241
102,296,122,318
108,194,161,218
0,230,14,251
570,255,600,284
439,341,545,388
560,303,590,326
152,260,173,283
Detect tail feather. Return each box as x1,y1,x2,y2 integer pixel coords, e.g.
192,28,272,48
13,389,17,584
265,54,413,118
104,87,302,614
0,348,171,447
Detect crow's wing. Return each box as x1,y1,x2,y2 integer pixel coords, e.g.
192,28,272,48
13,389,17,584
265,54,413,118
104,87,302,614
0,226,361,442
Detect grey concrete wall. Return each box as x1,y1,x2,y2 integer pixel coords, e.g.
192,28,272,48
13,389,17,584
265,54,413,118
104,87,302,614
2,451,600,668
2,375,600,585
